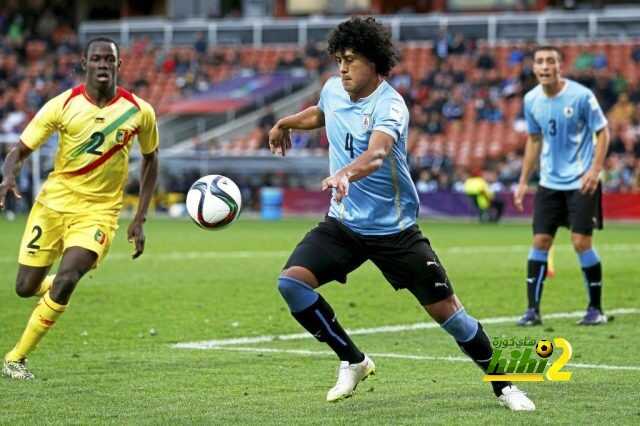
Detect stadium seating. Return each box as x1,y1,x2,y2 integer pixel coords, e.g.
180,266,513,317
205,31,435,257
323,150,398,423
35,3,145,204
1,15,638,192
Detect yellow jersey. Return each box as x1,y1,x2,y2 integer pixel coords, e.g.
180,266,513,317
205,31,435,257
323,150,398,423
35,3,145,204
463,177,493,210
20,85,159,213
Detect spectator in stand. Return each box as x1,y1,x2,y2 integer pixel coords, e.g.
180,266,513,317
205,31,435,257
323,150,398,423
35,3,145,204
442,87,465,121
389,63,412,92
449,33,467,56
276,51,304,70
476,98,503,123
411,104,428,130
593,73,617,112
592,51,607,70
496,154,521,186
607,127,628,156
437,172,452,191
415,169,438,193
194,31,207,55
519,55,538,94
476,45,496,70
433,27,451,60
424,110,444,135
611,70,628,96
603,155,625,192
608,92,635,125
632,45,640,63
574,49,594,71
508,45,526,67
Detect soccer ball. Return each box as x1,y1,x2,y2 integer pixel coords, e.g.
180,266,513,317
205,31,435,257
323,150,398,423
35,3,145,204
535,339,554,358
186,175,242,230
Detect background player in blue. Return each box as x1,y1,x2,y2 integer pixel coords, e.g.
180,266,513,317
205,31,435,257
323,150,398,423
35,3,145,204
269,17,534,411
514,46,610,326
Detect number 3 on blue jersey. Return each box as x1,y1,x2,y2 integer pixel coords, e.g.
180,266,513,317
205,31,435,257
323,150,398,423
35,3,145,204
548,119,557,136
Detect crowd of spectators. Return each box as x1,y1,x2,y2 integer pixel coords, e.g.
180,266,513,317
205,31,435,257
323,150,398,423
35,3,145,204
2,3,640,212
230,36,640,193
0,3,331,148
397,35,640,194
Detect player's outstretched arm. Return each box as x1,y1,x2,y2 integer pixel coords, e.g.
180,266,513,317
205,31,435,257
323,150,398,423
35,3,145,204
0,142,32,209
128,149,158,259
322,130,394,202
581,127,610,195
514,134,542,211
268,106,325,156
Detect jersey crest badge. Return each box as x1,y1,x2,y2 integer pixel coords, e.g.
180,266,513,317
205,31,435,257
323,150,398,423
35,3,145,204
94,229,106,245
362,114,371,130
116,129,131,143
563,106,574,118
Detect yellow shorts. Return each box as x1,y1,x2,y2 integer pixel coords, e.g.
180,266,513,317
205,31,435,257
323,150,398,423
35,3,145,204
18,201,118,268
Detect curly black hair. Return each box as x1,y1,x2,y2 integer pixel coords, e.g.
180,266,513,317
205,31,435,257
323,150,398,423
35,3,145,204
327,17,399,77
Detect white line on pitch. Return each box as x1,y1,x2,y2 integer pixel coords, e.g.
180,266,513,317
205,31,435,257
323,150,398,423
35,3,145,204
2,243,638,263
173,308,640,350
202,346,640,372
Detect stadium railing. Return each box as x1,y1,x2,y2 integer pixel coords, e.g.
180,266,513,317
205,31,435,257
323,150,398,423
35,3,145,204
79,9,640,48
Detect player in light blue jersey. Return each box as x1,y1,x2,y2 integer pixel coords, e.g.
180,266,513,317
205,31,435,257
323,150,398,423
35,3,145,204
514,46,610,327
318,74,419,234
269,17,534,411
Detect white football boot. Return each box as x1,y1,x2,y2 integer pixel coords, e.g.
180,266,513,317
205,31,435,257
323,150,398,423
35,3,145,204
498,385,535,411
2,359,35,380
326,355,375,402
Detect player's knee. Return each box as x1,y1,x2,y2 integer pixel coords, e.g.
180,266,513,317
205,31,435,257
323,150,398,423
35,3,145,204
277,276,319,313
15,280,35,298
15,274,39,298
425,294,461,323
49,271,81,303
571,235,591,252
533,235,553,250
281,266,319,288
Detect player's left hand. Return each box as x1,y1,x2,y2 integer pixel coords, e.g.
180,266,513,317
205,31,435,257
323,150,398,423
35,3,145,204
0,178,21,210
322,172,350,203
127,219,146,259
580,168,600,195
268,123,292,157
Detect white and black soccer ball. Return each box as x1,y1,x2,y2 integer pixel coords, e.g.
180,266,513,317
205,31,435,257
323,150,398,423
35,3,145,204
186,175,242,230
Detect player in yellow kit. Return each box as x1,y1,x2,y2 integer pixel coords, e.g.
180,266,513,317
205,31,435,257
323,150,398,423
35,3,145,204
0,37,159,380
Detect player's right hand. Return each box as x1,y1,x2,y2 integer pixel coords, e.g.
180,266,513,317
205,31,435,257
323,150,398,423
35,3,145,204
0,178,21,209
322,171,350,203
268,123,291,157
513,182,527,212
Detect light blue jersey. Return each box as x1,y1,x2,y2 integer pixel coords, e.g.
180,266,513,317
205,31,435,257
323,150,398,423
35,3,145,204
524,79,608,190
317,76,418,235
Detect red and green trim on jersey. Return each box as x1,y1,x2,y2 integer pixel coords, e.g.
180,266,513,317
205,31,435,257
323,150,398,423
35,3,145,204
64,85,143,176
63,84,141,110
67,127,139,177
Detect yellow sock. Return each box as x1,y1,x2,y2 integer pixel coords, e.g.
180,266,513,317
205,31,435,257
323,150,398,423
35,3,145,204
547,245,556,278
33,275,55,297
5,292,67,362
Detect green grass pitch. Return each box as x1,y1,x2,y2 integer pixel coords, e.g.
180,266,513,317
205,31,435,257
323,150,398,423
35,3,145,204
1,216,639,424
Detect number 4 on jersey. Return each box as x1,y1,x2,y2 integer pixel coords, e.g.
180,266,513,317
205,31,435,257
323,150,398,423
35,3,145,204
344,133,354,159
